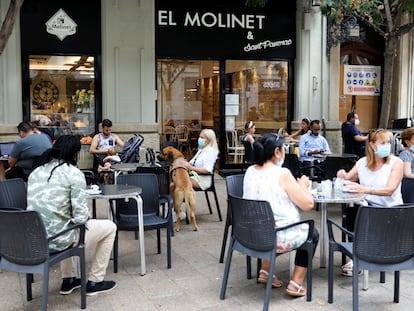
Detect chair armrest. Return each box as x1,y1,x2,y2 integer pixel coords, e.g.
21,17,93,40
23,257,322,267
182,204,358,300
327,218,353,243
48,222,86,245
159,194,173,218
275,218,314,241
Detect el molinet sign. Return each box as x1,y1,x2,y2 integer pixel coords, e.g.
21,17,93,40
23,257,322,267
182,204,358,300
155,0,296,59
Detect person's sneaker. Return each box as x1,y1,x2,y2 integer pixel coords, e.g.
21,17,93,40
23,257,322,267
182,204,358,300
60,277,82,295
86,280,117,296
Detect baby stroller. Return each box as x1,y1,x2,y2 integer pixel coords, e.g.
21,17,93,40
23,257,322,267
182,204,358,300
119,134,144,163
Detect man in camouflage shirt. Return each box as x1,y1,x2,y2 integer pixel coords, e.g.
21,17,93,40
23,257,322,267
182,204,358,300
27,135,117,296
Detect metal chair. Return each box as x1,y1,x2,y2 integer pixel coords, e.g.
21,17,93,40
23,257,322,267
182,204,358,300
174,124,192,156
194,158,223,222
220,195,314,311
0,178,27,209
327,204,414,310
111,173,173,272
0,209,86,311
226,130,244,163
401,177,414,203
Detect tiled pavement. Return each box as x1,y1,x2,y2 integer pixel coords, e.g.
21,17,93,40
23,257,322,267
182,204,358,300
2,173,414,310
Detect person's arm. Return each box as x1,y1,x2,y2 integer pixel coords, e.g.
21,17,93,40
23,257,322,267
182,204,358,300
337,163,359,181
289,129,301,140
402,160,414,178
281,168,314,211
89,134,107,155
113,134,125,148
354,134,368,142
342,157,404,195
7,156,17,168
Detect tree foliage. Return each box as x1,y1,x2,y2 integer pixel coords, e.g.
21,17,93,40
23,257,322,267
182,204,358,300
323,0,414,127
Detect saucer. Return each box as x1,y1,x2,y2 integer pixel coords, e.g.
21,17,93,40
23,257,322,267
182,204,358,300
85,189,102,195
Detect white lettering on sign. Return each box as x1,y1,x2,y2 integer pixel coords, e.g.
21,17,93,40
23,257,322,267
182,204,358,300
263,81,280,88
157,10,265,29
45,8,77,41
244,39,293,52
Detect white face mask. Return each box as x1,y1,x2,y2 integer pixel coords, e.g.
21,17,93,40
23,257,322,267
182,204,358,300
354,119,360,126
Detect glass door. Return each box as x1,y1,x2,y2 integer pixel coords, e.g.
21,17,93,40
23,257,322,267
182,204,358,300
224,60,289,164
157,59,220,156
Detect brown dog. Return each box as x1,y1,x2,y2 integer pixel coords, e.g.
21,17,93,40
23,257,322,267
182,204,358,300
158,146,198,231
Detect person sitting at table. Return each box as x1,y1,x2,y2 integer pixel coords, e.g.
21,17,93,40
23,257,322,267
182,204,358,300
241,120,256,145
183,128,219,190
89,118,124,173
288,117,310,142
398,127,414,178
5,121,52,181
243,133,318,297
341,112,368,158
27,135,117,296
336,128,403,276
299,119,331,177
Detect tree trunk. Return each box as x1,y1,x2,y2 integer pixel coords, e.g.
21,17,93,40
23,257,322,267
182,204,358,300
378,36,398,129
0,0,24,55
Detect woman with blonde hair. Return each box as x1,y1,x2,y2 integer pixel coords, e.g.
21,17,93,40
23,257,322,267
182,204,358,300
184,128,219,190
336,128,403,275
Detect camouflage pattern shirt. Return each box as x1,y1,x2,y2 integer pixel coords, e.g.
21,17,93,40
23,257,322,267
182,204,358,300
27,159,89,252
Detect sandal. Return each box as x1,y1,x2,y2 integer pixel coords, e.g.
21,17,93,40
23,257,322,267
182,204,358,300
257,269,283,288
286,280,306,297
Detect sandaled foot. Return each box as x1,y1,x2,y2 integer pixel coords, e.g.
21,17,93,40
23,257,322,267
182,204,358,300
257,269,283,288
286,280,306,297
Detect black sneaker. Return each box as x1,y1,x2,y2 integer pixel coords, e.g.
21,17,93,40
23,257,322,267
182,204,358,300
86,280,117,296
60,277,82,295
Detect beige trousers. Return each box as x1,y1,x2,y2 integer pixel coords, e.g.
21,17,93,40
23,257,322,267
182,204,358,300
60,219,116,283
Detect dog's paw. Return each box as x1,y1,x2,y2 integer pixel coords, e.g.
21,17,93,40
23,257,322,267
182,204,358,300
193,226,199,231
175,227,180,232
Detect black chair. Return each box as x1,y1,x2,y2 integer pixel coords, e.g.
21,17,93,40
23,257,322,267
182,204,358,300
111,173,173,272
0,178,27,209
220,195,314,311
401,177,414,203
242,140,254,169
283,153,303,178
219,174,244,263
0,209,86,311
194,158,223,221
327,204,414,310
322,154,357,181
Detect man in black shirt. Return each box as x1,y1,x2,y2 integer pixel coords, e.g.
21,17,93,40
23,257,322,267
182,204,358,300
341,112,368,158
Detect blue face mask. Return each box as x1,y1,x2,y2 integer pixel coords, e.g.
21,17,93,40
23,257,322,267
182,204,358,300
375,144,391,158
198,137,206,148
410,146,414,153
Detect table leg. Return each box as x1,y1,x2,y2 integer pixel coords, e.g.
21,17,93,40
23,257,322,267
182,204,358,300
130,195,146,275
320,202,328,268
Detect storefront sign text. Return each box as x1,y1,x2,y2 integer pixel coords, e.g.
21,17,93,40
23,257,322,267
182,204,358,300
45,9,77,41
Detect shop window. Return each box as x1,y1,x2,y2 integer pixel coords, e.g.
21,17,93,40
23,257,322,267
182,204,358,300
29,55,96,139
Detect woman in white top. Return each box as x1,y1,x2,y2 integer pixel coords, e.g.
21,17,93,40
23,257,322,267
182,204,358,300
241,120,256,145
184,129,219,190
243,133,318,297
336,128,403,275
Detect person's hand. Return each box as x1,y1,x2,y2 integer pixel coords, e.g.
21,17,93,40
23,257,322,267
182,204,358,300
297,175,310,189
343,181,362,193
337,169,346,179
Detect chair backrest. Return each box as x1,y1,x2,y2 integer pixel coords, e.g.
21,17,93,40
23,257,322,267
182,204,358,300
0,178,27,210
0,209,48,265
323,154,357,181
354,205,414,264
174,125,189,141
135,163,170,195
229,195,276,252
225,174,244,198
116,173,160,215
282,154,302,178
401,177,414,203
242,140,254,164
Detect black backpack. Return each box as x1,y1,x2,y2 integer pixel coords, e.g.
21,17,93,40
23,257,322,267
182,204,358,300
119,134,144,163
